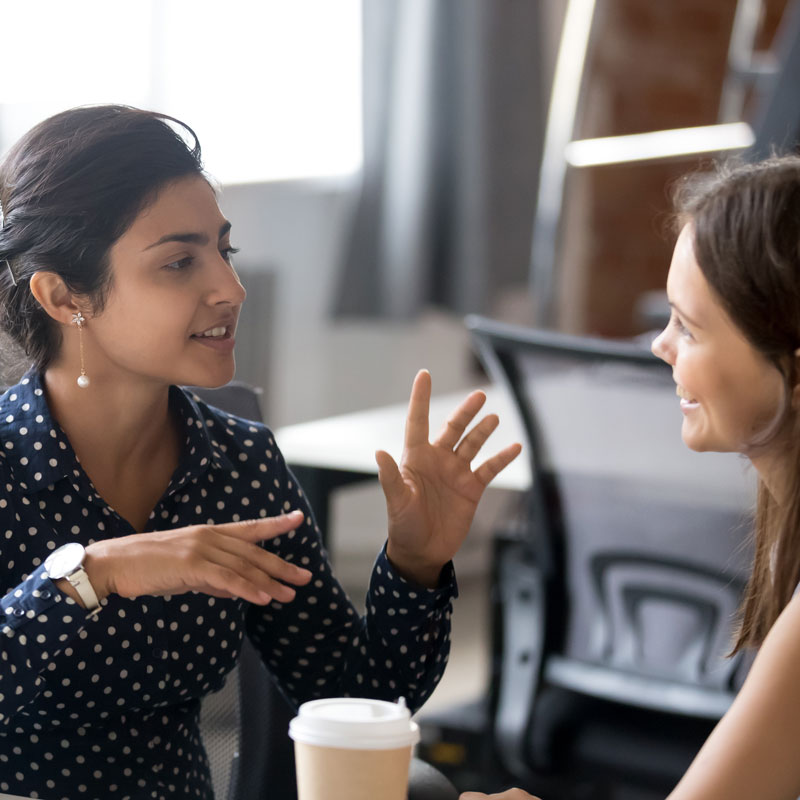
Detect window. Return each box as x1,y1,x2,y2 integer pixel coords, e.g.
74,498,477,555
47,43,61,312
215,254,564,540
0,0,362,183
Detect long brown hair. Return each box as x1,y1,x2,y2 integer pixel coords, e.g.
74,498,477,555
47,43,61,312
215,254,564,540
674,155,800,650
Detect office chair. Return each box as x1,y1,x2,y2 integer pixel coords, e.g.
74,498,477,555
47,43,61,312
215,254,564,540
464,317,757,799
191,382,458,800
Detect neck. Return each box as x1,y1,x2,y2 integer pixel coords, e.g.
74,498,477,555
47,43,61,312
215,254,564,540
750,447,793,504
42,364,177,473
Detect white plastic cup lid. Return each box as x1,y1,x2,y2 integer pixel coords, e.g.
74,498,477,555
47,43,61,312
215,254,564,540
289,697,420,750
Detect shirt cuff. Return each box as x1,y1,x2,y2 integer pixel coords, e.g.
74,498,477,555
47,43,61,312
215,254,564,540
1,563,100,633
367,543,458,623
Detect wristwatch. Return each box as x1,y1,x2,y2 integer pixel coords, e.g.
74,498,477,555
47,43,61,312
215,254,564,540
44,542,101,613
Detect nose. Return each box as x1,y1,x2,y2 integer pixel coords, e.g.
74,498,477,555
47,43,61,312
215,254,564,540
208,254,247,307
651,326,673,365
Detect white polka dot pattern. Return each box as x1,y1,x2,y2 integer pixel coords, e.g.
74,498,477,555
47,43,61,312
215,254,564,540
0,372,456,799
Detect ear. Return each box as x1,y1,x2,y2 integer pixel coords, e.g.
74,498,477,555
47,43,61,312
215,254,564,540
29,271,86,326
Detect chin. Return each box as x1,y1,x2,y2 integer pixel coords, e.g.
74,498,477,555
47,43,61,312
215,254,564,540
183,360,237,389
681,426,735,455
681,435,706,452
680,423,713,453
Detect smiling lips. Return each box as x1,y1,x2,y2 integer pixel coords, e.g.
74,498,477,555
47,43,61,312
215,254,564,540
196,326,228,338
676,383,699,410
191,324,235,352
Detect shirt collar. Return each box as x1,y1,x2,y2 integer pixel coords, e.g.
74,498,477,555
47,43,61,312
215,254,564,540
0,371,236,496
170,387,237,491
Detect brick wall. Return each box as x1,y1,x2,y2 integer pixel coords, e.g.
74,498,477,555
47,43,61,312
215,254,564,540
555,0,789,336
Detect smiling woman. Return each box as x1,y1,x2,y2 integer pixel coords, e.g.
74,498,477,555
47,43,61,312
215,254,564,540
0,106,521,799
471,157,800,800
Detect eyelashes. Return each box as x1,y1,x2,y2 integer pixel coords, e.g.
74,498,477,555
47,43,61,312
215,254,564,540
163,246,240,271
221,246,240,264
671,312,693,339
164,257,194,271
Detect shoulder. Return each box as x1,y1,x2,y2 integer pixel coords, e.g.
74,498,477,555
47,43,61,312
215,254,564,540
0,371,48,487
749,591,800,682
665,593,800,798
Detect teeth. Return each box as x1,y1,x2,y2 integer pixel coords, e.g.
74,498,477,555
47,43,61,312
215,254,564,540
198,326,227,338
676,385,695,402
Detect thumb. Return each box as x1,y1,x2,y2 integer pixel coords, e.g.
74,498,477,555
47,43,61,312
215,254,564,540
375,450,407,508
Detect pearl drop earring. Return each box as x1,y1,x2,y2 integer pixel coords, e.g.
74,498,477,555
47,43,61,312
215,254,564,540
71,311,90,388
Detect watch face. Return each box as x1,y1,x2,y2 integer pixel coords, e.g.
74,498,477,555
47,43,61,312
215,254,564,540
44,542,85,580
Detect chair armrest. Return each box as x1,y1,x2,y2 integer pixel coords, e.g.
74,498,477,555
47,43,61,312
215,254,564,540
408,757,460,800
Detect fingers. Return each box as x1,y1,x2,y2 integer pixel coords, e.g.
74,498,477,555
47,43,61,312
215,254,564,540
211,509,305,542
202,545,311,604
197,511,312,604
473,442,523,486
454,413,499,463
404,369,432,449
434,390,487,449
210,532,313,588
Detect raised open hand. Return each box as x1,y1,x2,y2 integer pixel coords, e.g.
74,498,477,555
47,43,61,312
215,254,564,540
376,370,522,587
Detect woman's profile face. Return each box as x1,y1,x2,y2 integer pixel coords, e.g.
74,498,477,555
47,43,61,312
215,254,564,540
75,175,246,389
651,223,786,456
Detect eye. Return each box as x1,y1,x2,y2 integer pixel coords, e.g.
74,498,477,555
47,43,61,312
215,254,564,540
671,312,693,340
220,246,240,264
163,256,195,271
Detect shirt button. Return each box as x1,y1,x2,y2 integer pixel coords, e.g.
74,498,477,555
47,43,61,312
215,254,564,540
40,590,52,600
12,607,25,617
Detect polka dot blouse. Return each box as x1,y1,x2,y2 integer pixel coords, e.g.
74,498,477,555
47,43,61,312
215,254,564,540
0,371,457,799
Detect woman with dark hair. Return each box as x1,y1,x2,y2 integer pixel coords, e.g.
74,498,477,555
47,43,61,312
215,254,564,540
463,157,800,800
0,105,521,799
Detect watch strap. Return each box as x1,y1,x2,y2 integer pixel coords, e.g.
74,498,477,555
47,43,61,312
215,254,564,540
66,566,101,614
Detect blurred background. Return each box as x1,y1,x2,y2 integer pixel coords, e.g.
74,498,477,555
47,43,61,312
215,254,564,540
4,0,795,422
2,0,799,790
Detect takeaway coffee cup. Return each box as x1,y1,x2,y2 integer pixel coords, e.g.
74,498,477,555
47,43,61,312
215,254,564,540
289,697,420,800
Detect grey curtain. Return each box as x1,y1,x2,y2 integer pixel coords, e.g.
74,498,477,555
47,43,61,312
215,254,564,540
334,0,546,318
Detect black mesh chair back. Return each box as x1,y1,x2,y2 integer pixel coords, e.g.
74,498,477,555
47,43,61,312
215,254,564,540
466,316,757,796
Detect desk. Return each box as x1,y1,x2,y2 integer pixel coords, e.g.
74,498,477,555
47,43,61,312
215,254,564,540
275,386,531,537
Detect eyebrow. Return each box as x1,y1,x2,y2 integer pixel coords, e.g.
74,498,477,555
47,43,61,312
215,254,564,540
668,300,703,329
144,220,232,251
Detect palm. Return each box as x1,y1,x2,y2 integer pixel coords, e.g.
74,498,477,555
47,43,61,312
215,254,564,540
376,371,522,584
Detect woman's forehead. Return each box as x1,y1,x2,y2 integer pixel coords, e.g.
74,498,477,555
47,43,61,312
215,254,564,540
120,176,227,249
667,226,700,301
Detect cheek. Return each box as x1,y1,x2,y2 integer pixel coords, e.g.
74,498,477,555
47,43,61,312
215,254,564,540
93,290,193,349
673,341,703,387
716,364,786,441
